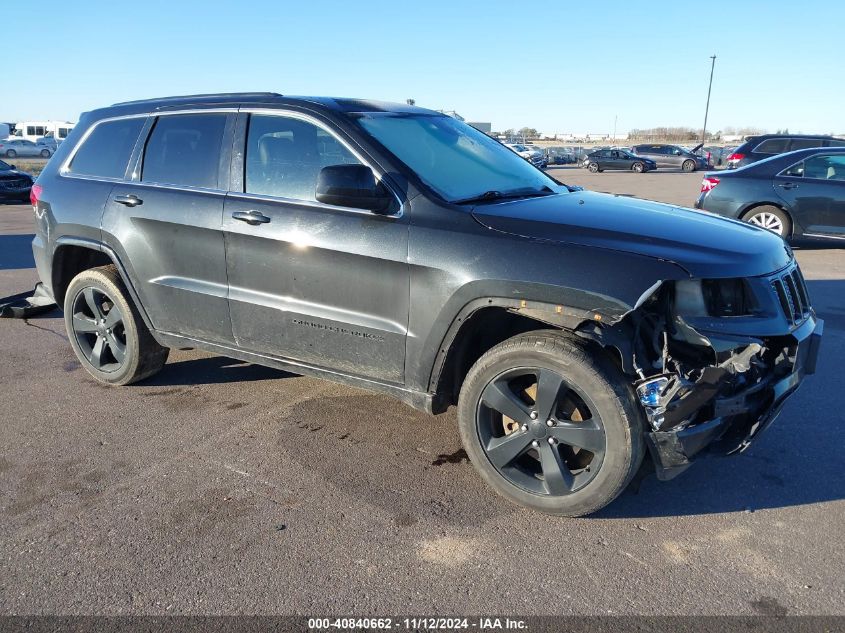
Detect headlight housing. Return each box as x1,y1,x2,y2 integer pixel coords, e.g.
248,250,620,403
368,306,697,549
674,279,758,317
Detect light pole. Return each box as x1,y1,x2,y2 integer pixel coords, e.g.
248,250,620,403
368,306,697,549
701,55,716,147
613,115,617,142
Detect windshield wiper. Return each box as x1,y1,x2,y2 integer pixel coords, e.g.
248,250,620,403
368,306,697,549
451,187,555,205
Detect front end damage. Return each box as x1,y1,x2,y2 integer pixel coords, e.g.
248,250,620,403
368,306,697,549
578,261,823,480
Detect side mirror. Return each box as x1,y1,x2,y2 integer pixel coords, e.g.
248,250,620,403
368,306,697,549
315,164,392,213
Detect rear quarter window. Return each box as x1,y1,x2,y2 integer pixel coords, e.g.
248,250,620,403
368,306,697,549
754,138,790,154
68,118,145,179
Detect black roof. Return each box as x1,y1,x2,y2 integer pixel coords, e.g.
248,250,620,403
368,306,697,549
97,92,435,118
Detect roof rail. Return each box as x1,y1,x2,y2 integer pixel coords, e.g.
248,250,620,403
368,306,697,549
111,92,283,107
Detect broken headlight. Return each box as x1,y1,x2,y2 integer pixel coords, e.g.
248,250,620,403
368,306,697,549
674,279,758,317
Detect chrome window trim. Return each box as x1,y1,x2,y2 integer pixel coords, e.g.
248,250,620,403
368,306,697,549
237,107,404,219
777,152,845,182
60,108,238,179
58,106,403,219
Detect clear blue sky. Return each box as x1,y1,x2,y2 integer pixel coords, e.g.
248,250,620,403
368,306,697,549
10,0,840,135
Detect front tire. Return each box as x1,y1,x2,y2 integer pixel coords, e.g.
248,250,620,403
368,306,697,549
632,162,644,173
64,265,169,385
682,159,696,172
40,149,51,158
742,205,791,238
588,162,600,173
457,331,645,517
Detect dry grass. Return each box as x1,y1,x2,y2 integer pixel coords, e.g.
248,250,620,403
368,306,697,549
8,158,47,178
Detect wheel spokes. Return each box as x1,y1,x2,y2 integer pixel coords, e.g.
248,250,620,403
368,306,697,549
89,336,105,369
535,368,565,422
485,431,533,468
538,443,575,495
106,333,126,364
549,421,605,454
481,380,531,425
72,313,98,333
83,287,104,320
103,306,123,329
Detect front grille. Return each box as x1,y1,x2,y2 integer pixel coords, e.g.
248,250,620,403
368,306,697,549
771,265,811,325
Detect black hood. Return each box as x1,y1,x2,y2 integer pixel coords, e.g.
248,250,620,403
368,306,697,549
471,191,792,278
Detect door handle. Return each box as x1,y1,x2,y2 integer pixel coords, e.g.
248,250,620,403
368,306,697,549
232,210,271,225
779,182,799,190
113,194,143,207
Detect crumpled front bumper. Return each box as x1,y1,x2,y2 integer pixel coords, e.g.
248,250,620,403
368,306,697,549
645,315,823,480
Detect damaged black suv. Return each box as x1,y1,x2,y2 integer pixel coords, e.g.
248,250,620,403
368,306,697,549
30,93,822,516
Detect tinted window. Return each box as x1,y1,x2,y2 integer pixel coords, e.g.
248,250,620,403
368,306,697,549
245,114,361,201
357,113,557,201
142,114,227,188
803,155,845,181
790,139,825,151
826,139,845,147
68,117,145,179
754,139,790,154
782,161,805,177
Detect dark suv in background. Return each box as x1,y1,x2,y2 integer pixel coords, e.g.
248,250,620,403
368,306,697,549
631,144,711,172
30,93,822,517
727,134,845,169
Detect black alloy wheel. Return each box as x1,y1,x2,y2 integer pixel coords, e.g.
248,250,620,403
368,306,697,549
70,287,127,373
476,367,606,496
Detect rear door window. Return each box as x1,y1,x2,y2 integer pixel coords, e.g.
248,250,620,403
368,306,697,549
790,139,825,151
754,139,790,154
825,139,845,147
68,118,145,179
142,113,227,189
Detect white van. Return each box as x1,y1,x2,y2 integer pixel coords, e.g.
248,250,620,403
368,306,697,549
14,120,76,144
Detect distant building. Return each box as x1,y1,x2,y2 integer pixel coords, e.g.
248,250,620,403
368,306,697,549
468,121,492,134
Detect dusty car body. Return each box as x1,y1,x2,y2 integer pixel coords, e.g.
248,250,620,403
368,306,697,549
30,93,822,515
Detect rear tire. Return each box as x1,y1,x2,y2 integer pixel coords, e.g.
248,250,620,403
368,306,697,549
457,330,645,517
40,149,50,158
682,159,696,172
5,150,15,158
742,205,791,238
64,265,169,385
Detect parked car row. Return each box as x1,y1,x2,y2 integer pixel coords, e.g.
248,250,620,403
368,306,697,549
0,138,54,158
0,159,35,201
696,146,845,242
726,134,845,169
503,143,547,168
583,149,657,173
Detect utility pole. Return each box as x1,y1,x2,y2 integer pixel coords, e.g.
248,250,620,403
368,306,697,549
701,55,716,147
613,115,617,142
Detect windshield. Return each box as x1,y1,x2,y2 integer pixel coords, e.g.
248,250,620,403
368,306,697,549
355,113,559,202
0,160,11,170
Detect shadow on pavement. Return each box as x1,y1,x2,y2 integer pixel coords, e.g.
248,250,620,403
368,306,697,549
0,234,35,270
146,354,296,386
599,278,845,518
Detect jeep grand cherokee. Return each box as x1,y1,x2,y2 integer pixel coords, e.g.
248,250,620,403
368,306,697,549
30,93,822,516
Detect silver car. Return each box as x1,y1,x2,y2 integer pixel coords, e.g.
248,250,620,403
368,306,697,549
0,138,53,159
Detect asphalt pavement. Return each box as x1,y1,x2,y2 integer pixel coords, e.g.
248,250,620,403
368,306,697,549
1,170,843,616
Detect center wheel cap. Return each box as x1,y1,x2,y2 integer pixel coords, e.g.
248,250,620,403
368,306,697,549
531,420,549,439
